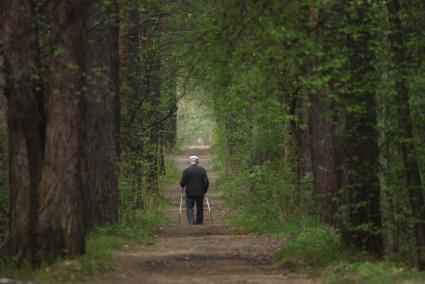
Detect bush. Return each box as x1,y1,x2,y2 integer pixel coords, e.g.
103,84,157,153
276,225,340,267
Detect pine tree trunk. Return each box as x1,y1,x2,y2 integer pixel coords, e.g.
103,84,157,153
3,0,45,263
83,0,119,230
35,0,86,257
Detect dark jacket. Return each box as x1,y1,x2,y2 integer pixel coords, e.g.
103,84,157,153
180,164,209,197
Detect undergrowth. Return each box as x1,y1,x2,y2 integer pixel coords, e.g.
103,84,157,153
214,153,425,284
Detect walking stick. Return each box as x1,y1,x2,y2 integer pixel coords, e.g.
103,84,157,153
178,189,183,224
205,196,214,223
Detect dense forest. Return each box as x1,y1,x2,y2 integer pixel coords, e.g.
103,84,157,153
0,0,178,266
1,0,425,281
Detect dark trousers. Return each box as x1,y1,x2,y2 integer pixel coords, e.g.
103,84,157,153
186,195,204,224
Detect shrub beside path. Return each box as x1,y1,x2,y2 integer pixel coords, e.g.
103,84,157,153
90,148,318,284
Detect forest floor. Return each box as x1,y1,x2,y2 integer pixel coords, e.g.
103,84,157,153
88,148,319,284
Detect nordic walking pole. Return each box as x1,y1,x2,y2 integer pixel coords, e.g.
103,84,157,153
178,188,183,224
205,195,214,223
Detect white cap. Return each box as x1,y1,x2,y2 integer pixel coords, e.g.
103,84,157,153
189,155,200,161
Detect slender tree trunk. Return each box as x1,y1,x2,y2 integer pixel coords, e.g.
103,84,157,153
387,0,425,269
83,0,119,229
127,9,143,121
125,7,145,208
35,0,86,257
306,9,337,224
158,137,166,176
309,91,336,224
112,1,121,158
3,0,45,263
143,16,161,194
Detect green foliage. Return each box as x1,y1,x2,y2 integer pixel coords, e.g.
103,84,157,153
276,225,340,268
249,163,308,218
118,147,175,222
158,148,180,189
216,161,313,232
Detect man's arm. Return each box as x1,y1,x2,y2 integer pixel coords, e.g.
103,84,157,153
203,170,209,193
180,169,186,188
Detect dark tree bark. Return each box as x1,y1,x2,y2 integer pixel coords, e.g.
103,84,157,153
387,0,425,270
306,8,337,225
112,2,121,158
35,0,86,257
340,2,383,254
3,0,45,263
142,12,162,194
279,92,307,203
162,70,177,148
123,6,165,197
83,0,119,230
124,7,145,208
309,91,336,224
158,138,166,176
166,93,177,147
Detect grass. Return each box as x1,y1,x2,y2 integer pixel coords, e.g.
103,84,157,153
35,211,165,283
227,210,425,283
1,211,166,283
228,213,339,267
324,261,425,284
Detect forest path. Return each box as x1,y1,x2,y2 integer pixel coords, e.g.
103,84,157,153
90,148,318,284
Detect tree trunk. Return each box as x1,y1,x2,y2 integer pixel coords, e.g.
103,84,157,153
309,91,336,224
124,7,145,208
306,8,337,224
35,0,86,257
340,1,383,254
158,137,166,176
112,1,121,158
144,20,161,194
83,0,119,230
387,0,425,270
3,0,45,263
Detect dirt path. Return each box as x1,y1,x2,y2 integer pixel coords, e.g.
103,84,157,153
91,148,318,284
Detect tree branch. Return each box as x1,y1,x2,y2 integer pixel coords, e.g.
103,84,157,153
141,105,178,133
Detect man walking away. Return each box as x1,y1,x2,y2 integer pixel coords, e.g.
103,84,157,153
180,155,209,225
